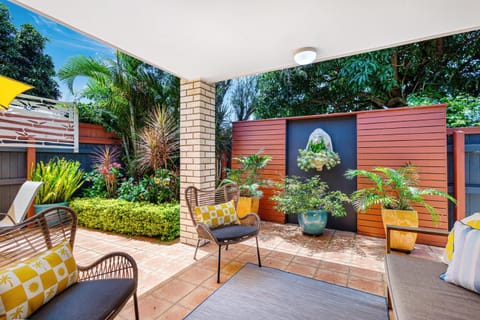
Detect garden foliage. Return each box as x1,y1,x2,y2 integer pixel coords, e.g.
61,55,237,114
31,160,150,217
31,158,84,204
117,169,179,204
407,94,480,127
70,198,180,241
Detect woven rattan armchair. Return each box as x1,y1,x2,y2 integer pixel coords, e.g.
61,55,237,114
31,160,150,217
185,184,262,283
0,206,139,320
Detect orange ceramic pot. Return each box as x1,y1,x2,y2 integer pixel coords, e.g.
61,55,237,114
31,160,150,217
381,209,419,252
237,197,260,218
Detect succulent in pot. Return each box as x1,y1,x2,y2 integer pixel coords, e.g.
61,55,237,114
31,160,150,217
271,175,349,235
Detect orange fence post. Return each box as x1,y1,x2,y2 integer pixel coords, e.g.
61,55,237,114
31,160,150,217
452,130,465,221
26,146,36,218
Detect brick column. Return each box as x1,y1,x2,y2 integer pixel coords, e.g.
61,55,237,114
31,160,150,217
180,80,216,245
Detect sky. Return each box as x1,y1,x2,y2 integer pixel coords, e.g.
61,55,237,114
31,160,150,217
2,0,115,100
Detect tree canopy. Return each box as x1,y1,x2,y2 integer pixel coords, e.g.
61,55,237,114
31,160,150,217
0,4,59,99
254,30,480,121
58,51,179,175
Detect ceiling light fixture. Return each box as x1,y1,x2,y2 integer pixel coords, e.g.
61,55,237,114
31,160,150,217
294,47,317,65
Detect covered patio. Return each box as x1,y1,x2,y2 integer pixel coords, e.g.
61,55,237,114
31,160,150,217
73,223,443,319
7,1,479,319
11,0,480,245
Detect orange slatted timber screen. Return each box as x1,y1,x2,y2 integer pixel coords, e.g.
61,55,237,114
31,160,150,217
356,105,449,246
79,123,121,145
232,119,286,223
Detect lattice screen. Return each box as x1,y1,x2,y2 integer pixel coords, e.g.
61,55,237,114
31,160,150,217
0,94,78,152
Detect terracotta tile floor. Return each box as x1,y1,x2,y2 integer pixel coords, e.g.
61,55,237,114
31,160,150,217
74,222,444,320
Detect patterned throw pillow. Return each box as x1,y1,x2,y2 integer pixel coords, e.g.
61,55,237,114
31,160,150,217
195,200,239,228
0,241,78,320
444,213,480,263
443,213,480,293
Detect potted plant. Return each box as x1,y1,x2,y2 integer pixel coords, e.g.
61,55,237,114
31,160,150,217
222,150,272,217
31,157,84,213
297,138,340,171
271,175,350,235
345,164,456,251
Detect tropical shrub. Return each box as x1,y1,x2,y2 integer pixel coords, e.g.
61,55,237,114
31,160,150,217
70,198,180,241
82,170,108,198
117,169,179,204
31,158,84,204
82,146,123,198
345,164,456,223
222,150,272,197
137,106,179,173
271,175,349,216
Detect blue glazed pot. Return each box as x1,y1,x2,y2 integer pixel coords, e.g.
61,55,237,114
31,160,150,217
34,202,69,215
298,210,328,235
34,202,69,227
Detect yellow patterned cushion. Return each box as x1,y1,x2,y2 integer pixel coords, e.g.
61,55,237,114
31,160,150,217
445,213,480,263
0,241,78,320
195,200,239,228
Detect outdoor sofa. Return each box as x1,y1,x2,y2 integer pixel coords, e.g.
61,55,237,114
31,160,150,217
0,206,139,320
384,224,480,320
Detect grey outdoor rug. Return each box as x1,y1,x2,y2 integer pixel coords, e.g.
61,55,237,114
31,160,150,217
184,263,388,320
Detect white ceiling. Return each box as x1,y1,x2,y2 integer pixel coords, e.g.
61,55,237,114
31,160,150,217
12,0,480,82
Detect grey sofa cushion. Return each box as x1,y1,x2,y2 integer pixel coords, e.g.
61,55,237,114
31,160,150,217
385,254,480,320
30,279,135,320
211,225,257,241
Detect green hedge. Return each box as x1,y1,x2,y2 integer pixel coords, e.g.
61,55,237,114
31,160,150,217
70,198,180,241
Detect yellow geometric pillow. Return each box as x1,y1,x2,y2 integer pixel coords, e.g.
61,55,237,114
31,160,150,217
195,200,239,228
0,241,78,320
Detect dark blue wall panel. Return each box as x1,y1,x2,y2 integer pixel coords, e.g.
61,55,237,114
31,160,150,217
286,116,357,232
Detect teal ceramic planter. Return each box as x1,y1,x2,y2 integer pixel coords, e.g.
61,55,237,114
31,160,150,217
34,202,69,215
34,202,69,227
298,210,328,235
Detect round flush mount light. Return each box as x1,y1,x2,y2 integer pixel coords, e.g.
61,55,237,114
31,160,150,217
294,47,317,65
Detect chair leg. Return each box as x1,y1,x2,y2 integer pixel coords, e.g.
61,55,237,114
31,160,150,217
217,245,222,283
225,244,229,251
133,292,139,320
193,239,200,260
256,236,262,267
387,287,392,309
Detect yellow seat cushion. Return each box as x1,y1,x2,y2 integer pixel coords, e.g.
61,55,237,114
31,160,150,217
0,241,78,320
195,200,239,228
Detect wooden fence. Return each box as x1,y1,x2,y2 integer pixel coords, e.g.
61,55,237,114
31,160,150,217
447,127,480,223
356,106,448,246
232,119,287,223
231,105,468,245
0,123,120,214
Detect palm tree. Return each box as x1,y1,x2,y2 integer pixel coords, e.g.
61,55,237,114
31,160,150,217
58,51,179,176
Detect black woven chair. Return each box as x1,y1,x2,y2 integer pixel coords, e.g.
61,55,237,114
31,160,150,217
185,184,262,283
